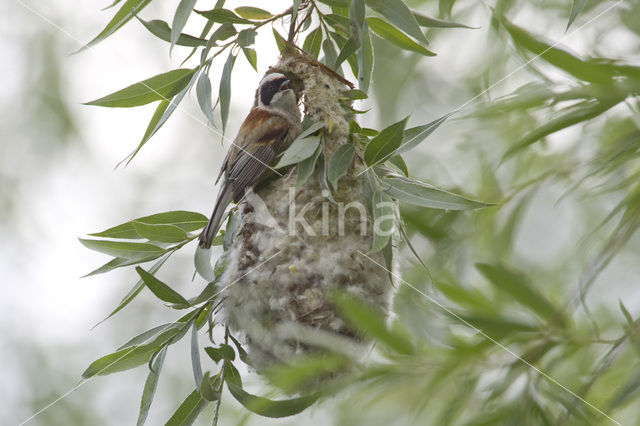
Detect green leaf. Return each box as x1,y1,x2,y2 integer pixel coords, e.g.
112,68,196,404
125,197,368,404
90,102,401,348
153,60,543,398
365,0,429,45
171,0,198,53
83,346,158,378
273,28,288,52
567,0,588,30
302,27,323,59
219,52,237,133
195,8,254,24
413,11,475,29
190,322,203,387
94,253,172,325
132,221,188,243
76,0,152,53
350,0,366,32
296,143,322,187
334,36,360,69
608,371,640,409
357,20,374,93
198,372,221,401
138,18,208,47
363,116,408,166
503,98,619,160
90,210,208,239
276,122,325,167
502,19,614,84
317,0,350,6
334,292,414,354
457,313,538,338
242,48,258,71
380,176,490,210
322,38,339,70
84,69,195,108
371,190,395,253
235,6,272,20
387,155,408,176
476,263,560,321
205,344,236,363
201,23,237,63
136,267,189,307
82,326,181,378
118,323,181,350
396,113,450,155
83,256,160,278
80,238,165,260
137,346,166,426
327,143,355,190
165,388,210,426
224,362,243,386
196,72,216,126
366,17,435,56
124,70,200,165
237,29,257,47
227,383,319,418
276,136,322,168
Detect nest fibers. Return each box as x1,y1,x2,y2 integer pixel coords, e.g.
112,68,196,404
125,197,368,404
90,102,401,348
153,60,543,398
215,50,393,371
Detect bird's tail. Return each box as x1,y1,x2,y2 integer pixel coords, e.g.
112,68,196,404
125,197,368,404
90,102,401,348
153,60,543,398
199,183,233,248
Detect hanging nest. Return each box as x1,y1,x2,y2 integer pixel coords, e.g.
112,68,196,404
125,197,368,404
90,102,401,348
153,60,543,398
214,47,393,371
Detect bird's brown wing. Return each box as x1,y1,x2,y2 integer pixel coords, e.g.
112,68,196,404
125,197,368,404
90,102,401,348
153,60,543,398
222,108,292,202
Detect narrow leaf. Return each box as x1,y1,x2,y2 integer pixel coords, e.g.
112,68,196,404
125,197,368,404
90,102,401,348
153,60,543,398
190,322,203,387
196,72,216,126
371,190,395,253
276,136,322,168
136,267,189,307
124,70,200,165
219,52,237,133
171,0,198,53
413,11,475,29
76,0,152,53
327,143,355,190
79,238,165,260
195,8,253,24
503,99,619,159
95,253,171,325
502,19,614,84
235,6,272,20
165,388,210,426
357,20,373,92
89,210,208,239
132,221,188,243
138,18,208,47
567,0,588,30
303,27,323,59
476,263,560,321
296,143,322,187
137,346,167,426
242,48,258,71
365,0,429,45
364,116,408,166
380,176,490,210
334,292,414,354
227,383,319,418
396,113,450,155
367,17,435,56
84,69,195,107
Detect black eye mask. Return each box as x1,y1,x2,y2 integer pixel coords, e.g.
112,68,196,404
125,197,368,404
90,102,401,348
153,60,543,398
260,78,288,105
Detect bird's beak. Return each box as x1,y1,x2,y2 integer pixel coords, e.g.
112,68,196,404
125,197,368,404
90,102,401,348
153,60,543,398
279,79,291,91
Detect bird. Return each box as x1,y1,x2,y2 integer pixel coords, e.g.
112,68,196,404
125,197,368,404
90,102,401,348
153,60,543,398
198,71,304,249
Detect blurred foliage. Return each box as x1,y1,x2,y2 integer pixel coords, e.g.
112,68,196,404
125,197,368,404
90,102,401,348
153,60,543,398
67,0,640,425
